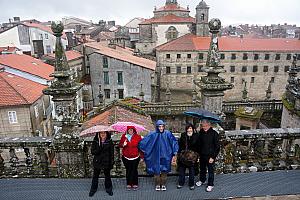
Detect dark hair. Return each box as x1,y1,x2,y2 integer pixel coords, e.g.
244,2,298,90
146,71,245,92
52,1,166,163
185,123,196,133
95,131,112,142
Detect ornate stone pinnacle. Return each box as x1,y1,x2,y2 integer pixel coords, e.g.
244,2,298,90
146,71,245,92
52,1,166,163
51,21,64,37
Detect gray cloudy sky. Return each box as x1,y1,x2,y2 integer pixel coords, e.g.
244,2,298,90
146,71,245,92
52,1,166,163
0,0,299,26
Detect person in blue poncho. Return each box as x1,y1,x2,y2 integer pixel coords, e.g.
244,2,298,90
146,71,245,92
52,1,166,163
139,120,179,191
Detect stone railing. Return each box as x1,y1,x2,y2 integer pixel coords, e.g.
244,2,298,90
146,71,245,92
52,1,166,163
0,128,299,178
142,102,199,115
222,100,283,113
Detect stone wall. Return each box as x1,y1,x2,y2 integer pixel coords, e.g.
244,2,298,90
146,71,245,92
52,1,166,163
281,106,300,128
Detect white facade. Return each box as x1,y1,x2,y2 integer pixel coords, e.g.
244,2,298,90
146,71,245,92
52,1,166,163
155,24,191,46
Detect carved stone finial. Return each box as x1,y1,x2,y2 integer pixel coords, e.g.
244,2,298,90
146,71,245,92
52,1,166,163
51,21,64,37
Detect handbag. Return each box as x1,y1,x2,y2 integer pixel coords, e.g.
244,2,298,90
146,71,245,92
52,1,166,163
178,135,199,167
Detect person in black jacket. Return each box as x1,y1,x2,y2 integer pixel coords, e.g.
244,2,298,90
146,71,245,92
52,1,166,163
177,124,200,190
196,119,220,192
89,131,114,197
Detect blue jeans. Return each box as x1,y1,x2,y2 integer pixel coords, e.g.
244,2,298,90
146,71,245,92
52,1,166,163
178,165,195,187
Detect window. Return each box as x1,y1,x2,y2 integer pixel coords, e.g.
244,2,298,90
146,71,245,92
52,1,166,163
263,66,268,72
187,66,192,74
117,71,123,85
271,77,275,83
8,111,17,124
201,14,205,21
220,53,225,59
46,45,51,54
265,54,270,60
230,66,235,72
40,34,43,40
198,53,203,59
103,56,108,68
177,54,181,59
254,54,259,60
45,33,48,39
176,66,181,74
242,66,247,72
104,89,110,99
166,66,171,74
286,54,291,60
166,26,178,41
253,65,258,72
274,66,279,73
231,54,236,60
297,54,300,60
198,65,203,72
187,54,191,59
103,71,109,84
118,89,124,99
284,66,290,72
34,105,39,118
251,77,255,83
275,54,280,60
230,77,234,83
166,54,170,59
243,53,248,60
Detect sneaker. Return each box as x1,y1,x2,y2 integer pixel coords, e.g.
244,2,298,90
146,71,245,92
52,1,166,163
89,190,96,197
161,185,167,191
189,186,195,190
107,191,113,196
206,186,214,192
155,185,161,191
196,181,205,187
132,185,138,191
177,185,183,189
126,185,132,190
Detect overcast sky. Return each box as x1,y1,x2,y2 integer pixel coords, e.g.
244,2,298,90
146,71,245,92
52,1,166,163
1,0,299,26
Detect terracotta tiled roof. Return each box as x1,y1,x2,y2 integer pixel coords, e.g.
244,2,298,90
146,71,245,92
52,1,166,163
156,33,300,51
82,105,154,134
22,22,67,39
85,42,156,71
0,46,18,53
0,54,54,80
47,50,83,61
0,71,47,107
140,14,195,25
155,4,189,12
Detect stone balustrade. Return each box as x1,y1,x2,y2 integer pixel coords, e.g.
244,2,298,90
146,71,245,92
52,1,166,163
0,128,299,178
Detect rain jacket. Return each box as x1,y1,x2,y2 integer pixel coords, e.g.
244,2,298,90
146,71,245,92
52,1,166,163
138,120,179,175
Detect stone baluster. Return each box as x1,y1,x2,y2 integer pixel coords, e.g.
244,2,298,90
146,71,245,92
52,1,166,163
272,139,283,170
113,142,122,177
35,147,49,177
285,139,295,169
9,148,19,175
0,150,4,175
247,140,255,168
24,147,33,174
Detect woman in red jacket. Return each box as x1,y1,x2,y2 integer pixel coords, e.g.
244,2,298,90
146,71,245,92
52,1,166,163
119,126,143,190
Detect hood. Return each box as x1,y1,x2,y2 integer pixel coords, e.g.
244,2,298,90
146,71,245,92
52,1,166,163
126,126,137,134
155,120,165,132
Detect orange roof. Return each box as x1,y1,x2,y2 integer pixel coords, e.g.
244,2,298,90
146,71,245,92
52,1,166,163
0,46,18,53
156,33,300,52
85,42,156,71
0,71,47,107
0,54,54,80
155,4,189,12
48,50,83,61
141,14,195,25
22,22,67,39
83,105,154,133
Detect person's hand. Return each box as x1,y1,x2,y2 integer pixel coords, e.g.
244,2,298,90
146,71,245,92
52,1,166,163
209,158,214,163
123,140,127,147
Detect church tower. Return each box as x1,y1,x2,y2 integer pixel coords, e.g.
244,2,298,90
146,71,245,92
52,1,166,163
196,0,210,36
166,0,177,5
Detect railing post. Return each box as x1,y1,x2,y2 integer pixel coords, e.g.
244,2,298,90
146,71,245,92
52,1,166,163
9,148,19,175
24,147,33,174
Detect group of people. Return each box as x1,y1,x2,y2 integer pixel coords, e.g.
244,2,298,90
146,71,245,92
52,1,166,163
88,119,220,197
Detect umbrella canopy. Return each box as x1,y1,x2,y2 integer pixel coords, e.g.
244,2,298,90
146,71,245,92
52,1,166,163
110,121,146,133
80,125,115,137
184,108,221,123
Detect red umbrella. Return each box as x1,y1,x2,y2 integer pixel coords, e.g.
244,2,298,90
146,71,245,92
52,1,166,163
80,125,115,137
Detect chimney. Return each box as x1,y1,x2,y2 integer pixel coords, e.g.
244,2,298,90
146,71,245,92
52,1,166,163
13,17,20,22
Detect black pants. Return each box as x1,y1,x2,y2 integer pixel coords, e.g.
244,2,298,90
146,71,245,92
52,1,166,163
122,156,140,186
199,155,215,186
90,168,112,193
178,164,195,187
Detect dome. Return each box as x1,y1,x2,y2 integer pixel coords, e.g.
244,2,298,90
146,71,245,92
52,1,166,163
197,0,209,8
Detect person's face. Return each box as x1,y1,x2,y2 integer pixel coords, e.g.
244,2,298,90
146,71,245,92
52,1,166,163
187,127,193,134
128,128,134,135
158,125,164,133
99,132,107,140
201,121,211,131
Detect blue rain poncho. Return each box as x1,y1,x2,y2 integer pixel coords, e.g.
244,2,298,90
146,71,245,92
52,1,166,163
139,120,179,175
